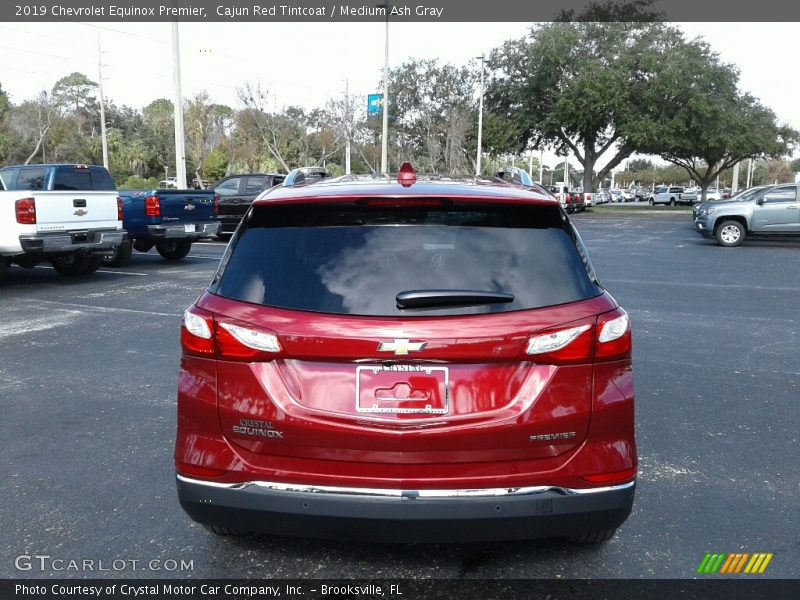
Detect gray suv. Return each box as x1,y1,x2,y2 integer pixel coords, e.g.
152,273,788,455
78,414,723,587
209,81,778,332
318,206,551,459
694,183,800,246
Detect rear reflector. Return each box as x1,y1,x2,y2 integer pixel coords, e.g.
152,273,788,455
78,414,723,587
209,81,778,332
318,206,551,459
582,467,637,484
176,462,228,478
15,197,36,224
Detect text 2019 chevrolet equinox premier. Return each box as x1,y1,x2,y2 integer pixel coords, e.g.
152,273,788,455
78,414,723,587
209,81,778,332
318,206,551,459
175,164,636,544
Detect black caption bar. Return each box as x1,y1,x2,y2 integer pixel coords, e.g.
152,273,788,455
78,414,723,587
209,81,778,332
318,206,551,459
2,0,800,22
3,580,800,600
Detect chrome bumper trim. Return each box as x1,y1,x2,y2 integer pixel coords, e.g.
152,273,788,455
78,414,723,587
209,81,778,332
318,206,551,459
176,474,635,498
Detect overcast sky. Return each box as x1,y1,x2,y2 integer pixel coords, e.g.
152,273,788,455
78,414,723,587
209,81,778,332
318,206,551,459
0,21,797,168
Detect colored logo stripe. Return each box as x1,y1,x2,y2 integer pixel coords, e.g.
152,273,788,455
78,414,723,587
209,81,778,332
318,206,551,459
697,552,773,574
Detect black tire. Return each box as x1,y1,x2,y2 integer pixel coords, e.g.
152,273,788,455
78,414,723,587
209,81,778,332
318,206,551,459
203,524,246,536
156,239,192,261
669,198,676,206
567,529,617,544
133,240,154,253
715,220,745,247
648,198,655,205
0,257,8,282
101,239,133,268
51,253,94,276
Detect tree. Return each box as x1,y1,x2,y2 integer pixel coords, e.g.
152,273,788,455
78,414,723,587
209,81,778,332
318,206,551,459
9,92,55,164
626,158,653,172
185,91,233,184
51,72,98,136
486,22,731,194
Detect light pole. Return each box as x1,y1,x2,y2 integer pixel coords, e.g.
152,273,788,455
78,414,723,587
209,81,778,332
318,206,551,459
171,20,187,189
377,1,391,175
475,54,485,176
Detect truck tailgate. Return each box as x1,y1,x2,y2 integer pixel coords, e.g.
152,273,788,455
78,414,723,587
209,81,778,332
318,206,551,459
156,191,216,223
34,191,120,231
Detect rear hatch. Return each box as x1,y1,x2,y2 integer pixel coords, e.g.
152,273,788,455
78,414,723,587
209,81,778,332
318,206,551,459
201,199,609,466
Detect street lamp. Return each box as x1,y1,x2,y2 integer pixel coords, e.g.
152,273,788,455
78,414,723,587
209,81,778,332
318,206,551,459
475,54,485,177
376,1,391,174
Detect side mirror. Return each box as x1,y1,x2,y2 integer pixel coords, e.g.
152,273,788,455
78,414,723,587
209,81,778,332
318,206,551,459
756,197,765,206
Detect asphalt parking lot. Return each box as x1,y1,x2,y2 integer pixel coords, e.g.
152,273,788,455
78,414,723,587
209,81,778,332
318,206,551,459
1,212,798,579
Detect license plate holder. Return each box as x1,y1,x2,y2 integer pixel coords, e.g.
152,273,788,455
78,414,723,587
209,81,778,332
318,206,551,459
356,365,449,415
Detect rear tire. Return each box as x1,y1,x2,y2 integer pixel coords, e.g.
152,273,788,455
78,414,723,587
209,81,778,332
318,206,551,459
133,240,154,253
156,239,192,261
715,220,745,247
567,529,617,544
203,524,247,536
669,198,676,206
648,198,655,205
51,253,94,276
101,239,133,268
0,257,8,282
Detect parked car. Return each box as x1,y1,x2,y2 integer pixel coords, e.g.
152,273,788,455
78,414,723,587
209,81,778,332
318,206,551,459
212,173,286,237
0,164,125,281
681,187,720,205
621,189,636,202
547,185,585,213
159,177,178,189
175,163,637,543
610,190,623,203
694,183,799,246
631,186,649,202
102,189,220,266
648,186,684,206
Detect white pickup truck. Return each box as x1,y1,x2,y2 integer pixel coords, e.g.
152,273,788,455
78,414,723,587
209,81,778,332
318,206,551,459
0,164,125,281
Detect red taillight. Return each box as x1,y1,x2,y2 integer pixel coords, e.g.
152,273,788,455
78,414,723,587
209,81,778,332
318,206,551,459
15,198,37,224
116,196,123,221
565,194,572,203
180,307,215,357
526,320,595,364
145,195,161,217
397,161,417,187
216,318,282,361
595,308,632,360
525,308,631,364
213,194,220,215
180,307,282,361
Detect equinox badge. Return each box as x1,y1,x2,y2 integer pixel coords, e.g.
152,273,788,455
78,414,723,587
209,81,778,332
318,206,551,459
377,339,427,356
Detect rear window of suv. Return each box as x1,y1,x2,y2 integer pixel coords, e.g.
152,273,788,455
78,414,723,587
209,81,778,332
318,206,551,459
211,201,601,317
53,166,116,191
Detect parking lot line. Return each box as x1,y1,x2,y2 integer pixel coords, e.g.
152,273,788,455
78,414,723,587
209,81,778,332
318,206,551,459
21,298,181,318
33,265,148,277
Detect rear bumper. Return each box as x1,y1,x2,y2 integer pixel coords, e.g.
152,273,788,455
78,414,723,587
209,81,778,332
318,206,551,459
217,214,244,234
176,475,635,543
146,222,219,240
19,229,125,255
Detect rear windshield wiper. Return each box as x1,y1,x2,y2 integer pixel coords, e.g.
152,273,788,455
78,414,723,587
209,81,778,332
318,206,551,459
396,289,515,309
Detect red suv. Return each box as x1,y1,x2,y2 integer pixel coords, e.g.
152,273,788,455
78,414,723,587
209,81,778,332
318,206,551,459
175,166,636,543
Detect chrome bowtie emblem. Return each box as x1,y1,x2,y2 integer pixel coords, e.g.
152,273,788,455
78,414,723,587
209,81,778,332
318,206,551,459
184,204,195,211
73,209,88,217
377,339,427,356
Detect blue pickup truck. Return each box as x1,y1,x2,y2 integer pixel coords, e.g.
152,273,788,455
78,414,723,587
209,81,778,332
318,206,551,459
103,189,219,266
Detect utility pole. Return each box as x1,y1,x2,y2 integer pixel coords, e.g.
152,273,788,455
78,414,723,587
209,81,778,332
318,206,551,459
564,158,569,187
528,151,533,177
747,158,754,187
379,1,391,175
475,54,485,177
97,33,109,170
171,20,187,189
538,148,544,184
731,162,740,194
344,79,351,175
